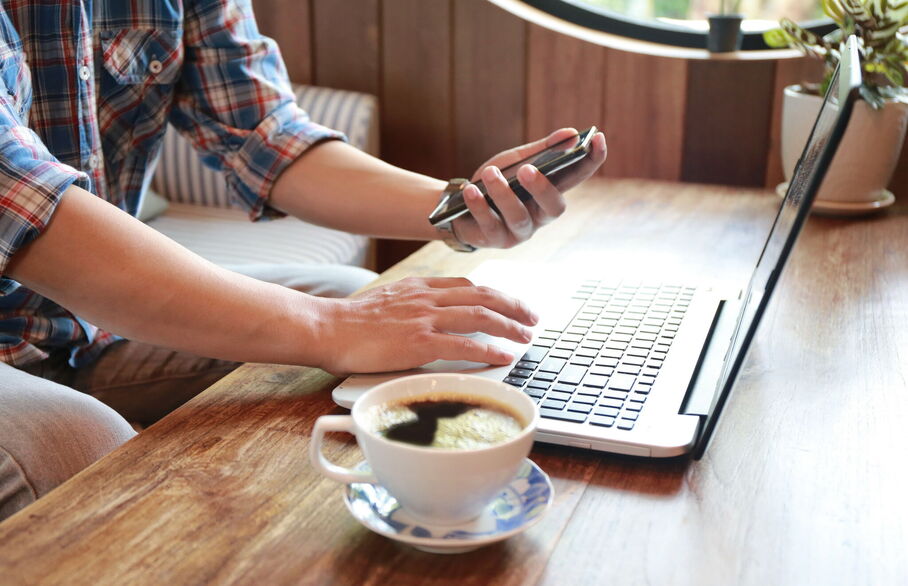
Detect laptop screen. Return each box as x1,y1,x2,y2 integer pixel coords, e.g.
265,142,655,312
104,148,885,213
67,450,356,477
692,37,863,458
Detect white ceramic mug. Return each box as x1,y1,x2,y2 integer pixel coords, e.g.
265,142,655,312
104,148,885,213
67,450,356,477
310,373,538,526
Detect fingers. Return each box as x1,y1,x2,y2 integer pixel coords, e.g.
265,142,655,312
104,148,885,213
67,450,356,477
516,164,564,222
480,165,534,242
432,333,516,365
459,184,504,247
434,284,539,326
433,306,533,343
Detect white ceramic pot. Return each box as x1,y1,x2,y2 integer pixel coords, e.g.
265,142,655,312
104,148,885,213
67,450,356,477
781,84,908,205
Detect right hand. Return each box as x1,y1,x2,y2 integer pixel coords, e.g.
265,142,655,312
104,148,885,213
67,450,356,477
311,277,539,374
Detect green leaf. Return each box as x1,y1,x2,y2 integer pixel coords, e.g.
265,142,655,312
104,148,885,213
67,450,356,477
763,27,793,48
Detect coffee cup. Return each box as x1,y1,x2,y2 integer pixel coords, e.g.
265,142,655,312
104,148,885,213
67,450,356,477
310,373,538,526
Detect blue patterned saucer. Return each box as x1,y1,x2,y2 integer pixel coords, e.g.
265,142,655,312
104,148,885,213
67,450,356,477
343,458,553,554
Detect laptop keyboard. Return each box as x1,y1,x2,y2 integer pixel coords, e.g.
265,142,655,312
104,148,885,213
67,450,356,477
502,281,695,431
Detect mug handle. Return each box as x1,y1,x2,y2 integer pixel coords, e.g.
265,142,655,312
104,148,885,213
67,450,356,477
309,415,378,484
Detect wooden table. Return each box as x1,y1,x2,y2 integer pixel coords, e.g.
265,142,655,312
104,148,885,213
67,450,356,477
1,179,906,585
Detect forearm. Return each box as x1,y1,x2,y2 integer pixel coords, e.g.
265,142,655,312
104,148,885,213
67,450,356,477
270,140,445,240
6,185,326,366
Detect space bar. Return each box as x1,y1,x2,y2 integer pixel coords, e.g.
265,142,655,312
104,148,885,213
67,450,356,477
538,298,585,332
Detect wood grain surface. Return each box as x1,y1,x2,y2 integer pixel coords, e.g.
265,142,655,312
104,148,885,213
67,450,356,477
1,179,905,585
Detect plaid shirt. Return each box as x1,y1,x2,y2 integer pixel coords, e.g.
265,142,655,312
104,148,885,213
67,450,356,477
0,0,343,368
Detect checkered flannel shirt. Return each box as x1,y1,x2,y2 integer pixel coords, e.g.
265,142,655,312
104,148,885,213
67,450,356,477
0,0,343,367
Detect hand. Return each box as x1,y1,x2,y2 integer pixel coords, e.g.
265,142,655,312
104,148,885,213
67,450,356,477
312,277,539,374
451,128,607,249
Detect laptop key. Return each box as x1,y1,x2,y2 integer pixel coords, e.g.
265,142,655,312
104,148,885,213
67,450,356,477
601,390,629,401
599,398,624,409
539,357,567,374
622,411,640,421
595,406,621,418
503,377,526,387
572,395,597,405
547,390,574,402
533,371,557,382
570,357,594,367
617,421,635,430
509,368,534,379
596,357,620,368
527,380,550,390
589,414,616,428
567,403,593,414
559,364,588,385
515,361,537,370
582,374,608,388
575,348,597,359
539,408,587,423
617,365,641,376
552,383,578,393
541,399,567,411
549,349,573,360
521,346,548,363
524,387,546,399
590,366,614,377
608,373,637,391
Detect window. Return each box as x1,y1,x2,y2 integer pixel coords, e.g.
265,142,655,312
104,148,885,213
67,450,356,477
522,0,834,50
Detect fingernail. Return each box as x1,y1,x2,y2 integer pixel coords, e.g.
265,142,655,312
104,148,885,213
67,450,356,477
522,327,533,341
493,167,505,181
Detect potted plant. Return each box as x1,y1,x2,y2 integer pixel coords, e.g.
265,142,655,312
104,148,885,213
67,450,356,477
764,0,908,213
707,0,745,52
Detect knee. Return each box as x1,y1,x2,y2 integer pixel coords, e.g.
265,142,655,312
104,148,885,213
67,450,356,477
0,376,135,520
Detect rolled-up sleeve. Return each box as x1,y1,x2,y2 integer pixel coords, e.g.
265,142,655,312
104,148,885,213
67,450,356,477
170,0,346,221
0,95,86,277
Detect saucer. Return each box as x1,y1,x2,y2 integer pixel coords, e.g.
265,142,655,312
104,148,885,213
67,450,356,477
775,182,896,216
343,458,553,554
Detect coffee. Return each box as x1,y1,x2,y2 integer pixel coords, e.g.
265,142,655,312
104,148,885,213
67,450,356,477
367,394,525,449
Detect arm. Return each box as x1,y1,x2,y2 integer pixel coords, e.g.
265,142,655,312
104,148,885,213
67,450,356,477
6,185,537,373
269,130,608,248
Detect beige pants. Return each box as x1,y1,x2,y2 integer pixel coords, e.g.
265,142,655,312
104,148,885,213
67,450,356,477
0,263,377,522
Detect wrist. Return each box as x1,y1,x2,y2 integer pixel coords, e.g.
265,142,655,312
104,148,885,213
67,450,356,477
270,290,338,369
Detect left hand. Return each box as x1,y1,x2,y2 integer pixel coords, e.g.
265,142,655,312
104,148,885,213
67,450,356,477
452,128,607,249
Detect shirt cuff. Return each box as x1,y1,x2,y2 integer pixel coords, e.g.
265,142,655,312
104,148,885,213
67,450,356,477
0,126,87,276
225,101,347,222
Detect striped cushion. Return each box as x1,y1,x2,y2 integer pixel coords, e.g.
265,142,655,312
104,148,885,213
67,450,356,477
146,84,378,270
151,84,379,209
146,203,370,268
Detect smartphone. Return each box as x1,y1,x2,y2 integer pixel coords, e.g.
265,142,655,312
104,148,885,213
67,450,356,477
429,126,598,227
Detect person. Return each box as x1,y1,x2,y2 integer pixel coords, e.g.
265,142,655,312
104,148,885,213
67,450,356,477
0,1,607,520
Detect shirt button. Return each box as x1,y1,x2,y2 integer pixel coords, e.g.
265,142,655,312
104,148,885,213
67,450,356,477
149,60,163,74
88,154,100,170
78,65,91,81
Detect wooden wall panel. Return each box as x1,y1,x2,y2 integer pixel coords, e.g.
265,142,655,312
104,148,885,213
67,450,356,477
377,0,454,269
601,51,687,181
764,56,825,188
381,0,454,179
311,0,381,95
682,60,777,186
453,0,527,176
252,0,313,84
526,24,606,149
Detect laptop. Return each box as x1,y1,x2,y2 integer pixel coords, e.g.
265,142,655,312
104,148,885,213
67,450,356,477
334,37,862,459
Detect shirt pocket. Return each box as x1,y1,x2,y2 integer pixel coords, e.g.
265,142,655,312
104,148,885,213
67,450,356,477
99,28,183,85
97,28,183,159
